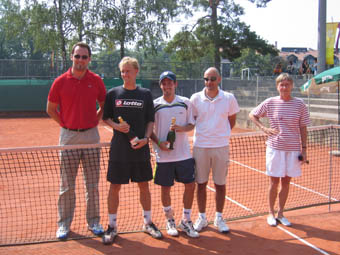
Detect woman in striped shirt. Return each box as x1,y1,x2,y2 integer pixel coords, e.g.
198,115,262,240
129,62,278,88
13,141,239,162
249,73,311,227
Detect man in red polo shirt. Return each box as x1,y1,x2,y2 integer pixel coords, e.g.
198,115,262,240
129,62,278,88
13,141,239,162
47,42,106,240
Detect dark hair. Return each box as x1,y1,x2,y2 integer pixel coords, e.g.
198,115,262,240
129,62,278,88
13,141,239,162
71,42,91,57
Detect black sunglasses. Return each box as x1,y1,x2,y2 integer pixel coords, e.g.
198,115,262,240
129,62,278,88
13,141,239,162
74,55,89,60
203,76,217,82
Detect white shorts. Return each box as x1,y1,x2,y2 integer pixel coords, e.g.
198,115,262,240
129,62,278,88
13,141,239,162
266,146,301,178
193,146,229,185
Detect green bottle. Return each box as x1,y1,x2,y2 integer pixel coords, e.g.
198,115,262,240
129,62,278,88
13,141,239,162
167,117,176,150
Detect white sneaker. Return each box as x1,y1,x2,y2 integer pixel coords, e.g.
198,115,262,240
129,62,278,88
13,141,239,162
88,223,104,235
179,220,199,238
143,222,163,239
193,217,208,232
166,219,179,236
102,225,117,245
56,226,69,240
267,215,277,227
277,216,291,227
214,217,230,233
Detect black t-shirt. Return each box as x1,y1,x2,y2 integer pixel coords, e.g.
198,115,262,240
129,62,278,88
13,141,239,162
103,86,154,162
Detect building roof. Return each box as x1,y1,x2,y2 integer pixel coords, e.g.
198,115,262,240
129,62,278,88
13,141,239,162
279,48,340,62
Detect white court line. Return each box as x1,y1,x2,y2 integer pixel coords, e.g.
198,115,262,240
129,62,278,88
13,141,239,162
206,184,329,255
230,159,338,202
277,226,330,255
206,185,253,212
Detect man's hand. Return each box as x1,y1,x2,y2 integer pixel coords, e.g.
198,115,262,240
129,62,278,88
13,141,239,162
132,138,148,150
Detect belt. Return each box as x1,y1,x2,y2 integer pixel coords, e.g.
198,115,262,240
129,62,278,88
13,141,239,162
63,127,92,132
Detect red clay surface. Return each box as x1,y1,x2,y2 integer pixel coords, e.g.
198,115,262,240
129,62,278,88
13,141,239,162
0,118,339,255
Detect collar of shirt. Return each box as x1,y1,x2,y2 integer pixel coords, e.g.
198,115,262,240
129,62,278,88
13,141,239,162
200,87,223,102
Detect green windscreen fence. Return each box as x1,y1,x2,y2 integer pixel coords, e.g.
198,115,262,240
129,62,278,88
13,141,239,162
0,78,151,112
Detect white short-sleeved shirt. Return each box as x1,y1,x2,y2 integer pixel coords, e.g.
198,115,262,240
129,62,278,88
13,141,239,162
153,95,195,162
250,96,311,151
190,88,240,148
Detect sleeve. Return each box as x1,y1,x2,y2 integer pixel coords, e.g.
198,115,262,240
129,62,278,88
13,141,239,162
47,79,60,104
145,90,155,123
299,102,311,127
228,94,240,116
250,99,268,118
97,78,107,102
102,90,113,120
186,99,195,125
189,95,198,124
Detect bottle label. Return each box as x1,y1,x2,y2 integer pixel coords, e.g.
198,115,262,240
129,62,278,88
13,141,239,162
130,137,139,146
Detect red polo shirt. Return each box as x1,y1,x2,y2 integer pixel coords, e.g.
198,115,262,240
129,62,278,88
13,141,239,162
48,68,106,129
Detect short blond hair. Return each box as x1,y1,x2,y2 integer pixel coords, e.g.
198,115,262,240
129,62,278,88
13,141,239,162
119,56,140,70
276,73,294,86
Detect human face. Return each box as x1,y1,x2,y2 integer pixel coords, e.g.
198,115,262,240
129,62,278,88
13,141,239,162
277,79,293,100
204,69,221,93
71,46,90,72
120,63,138,84
160,78,177,99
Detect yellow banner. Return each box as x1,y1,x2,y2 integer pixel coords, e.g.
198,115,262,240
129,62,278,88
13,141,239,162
326,23,338,65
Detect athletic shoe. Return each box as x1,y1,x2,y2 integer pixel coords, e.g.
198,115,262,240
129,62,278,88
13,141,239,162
166,219,179,236
143,222,163,239
88,223,104,236
214,217,230,233
193,217,208,232
267,215,277,227
56,226,69,240
102,225,117,245
179,220,199,238
276,216,292,227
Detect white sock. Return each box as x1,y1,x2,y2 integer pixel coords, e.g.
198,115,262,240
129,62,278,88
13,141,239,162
215,212,223,219
198,212,206,219
109,214,117,228
143,210,152,225
163,206,173,219
182,208,191,222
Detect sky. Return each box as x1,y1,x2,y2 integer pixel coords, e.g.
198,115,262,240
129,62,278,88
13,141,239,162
170,0,340,50
234,0,340,50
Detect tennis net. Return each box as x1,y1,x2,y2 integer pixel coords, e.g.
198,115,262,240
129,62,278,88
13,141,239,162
0,125,339,246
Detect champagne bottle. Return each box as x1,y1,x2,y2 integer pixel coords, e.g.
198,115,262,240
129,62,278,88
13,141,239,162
166,117,176,150
118,116,139,146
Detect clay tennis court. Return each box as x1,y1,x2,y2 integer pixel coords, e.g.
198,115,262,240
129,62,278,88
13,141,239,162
0,117,339,255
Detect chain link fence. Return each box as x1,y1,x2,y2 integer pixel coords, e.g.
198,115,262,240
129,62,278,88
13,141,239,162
0,59,227,80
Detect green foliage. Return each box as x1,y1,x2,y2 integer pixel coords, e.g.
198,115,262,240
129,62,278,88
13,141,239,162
165,0,276,69
232,48,282,76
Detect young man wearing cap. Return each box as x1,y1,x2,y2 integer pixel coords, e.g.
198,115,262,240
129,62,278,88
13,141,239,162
150,71,199,238
190,67,239,234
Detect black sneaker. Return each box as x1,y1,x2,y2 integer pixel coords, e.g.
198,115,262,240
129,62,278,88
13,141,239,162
102,225,117,245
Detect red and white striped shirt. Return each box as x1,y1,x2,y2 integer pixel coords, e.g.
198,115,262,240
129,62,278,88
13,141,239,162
251,96,311,151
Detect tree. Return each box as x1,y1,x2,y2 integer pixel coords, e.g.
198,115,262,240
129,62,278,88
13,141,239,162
232,48,281,77
97,0,186,59
165,0,276,69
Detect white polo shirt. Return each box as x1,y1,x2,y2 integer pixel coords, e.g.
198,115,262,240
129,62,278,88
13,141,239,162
190,88,240,148
153,95,195,162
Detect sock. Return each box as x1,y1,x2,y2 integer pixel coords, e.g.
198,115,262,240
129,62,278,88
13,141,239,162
109,214,117,228
182,208,191,222
198,212,206,219
143,210,152,225
215,212,223,219
163,206,173,219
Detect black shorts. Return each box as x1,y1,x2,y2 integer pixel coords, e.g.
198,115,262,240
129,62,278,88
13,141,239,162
154,158,195,187
107,161,153,184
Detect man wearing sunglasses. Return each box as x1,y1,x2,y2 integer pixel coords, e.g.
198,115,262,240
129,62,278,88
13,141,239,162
47,42,106,240
190,67,239,234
